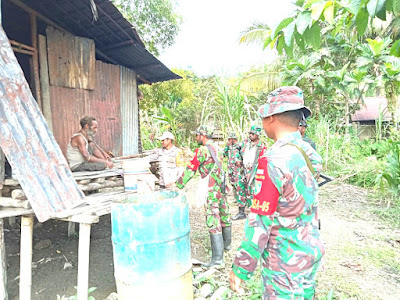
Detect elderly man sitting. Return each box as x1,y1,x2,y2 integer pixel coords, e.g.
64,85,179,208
67,116,113,172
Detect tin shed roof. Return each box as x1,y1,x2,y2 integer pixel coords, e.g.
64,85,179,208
351,97,399,122
17,0,180,84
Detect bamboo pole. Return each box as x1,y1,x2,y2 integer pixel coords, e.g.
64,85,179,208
19,215,34,300
77,223,91,300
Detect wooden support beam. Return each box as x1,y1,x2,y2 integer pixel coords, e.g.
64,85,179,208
0,219,7,300
96,5,134,43
95,49,119,65
77,223,91,300
38,35,53,132
7,0,116,67
136,74,152,85
68,222,76,237
11,47,34,56
0,182,8,300
30,14,42,110
9,40,35,52
20,215,34,300
8,0,68,34
101,40,135,51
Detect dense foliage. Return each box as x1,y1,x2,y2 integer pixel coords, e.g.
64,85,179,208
112,0,181,56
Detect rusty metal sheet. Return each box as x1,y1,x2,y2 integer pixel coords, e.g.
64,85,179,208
120,66,139,156
50,60,122,157
351,97,399,122
0,26,85,222
47,27,95,90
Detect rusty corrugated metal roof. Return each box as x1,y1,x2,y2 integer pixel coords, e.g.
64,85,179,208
351,97,399,122
17,0,181,84
0,27,86,222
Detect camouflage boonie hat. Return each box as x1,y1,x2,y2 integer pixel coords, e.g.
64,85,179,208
191,125,213,137
249,125,261,135
257,86,311,118
227,132,237,139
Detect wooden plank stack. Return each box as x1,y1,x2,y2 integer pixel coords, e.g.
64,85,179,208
0,179,31,209
0,169,125,211
73,170,124,195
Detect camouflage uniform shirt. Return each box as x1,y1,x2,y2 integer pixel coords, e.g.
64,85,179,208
176,140,231,233
232,131,325,297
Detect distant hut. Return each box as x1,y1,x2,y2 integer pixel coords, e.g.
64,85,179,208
351,97,400,140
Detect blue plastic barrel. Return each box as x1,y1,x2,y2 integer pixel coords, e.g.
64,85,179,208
111,190,193,300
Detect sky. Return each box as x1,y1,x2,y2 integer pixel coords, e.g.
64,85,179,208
159,0,297,77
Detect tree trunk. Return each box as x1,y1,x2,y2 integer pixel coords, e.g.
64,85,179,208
345,99,350,128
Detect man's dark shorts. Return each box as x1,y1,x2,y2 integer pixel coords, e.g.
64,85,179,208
72,162,106,172
71,144,106,172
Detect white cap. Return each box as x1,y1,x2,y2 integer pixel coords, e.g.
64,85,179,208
157,131,174,140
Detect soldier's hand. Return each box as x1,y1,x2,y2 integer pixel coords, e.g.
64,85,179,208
235,161,242,167
229,270,245,295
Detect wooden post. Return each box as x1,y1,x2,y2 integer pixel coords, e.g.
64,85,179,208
20,215,34,300
7,217,16,229
30,13,42,110
68,222,76,237
0,219,7,300
77,223,91,300
38,35,53,132
0,177,8,300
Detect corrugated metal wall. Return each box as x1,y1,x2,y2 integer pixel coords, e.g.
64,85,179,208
120,66,139,155
50,60,122,157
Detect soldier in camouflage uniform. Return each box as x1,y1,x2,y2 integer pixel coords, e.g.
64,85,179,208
223,132,242,204
298,117,317,150
233,125,264,220
175,125,232,268
229,86,325,299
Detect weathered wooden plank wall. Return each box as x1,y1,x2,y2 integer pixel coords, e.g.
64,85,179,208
46,27,95,90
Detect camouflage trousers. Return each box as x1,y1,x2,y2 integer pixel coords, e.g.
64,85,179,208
228,170,241,204
205,190,231,234
236,173,254,208
261,261,322,299
239,213,324,299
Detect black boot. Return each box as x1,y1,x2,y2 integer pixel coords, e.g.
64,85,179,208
232,206,246,220
201,233,224,268
222,226,232,251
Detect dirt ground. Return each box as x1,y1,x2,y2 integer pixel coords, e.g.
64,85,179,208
3,179,400,299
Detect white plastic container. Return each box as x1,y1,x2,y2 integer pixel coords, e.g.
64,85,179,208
123,159,156,193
